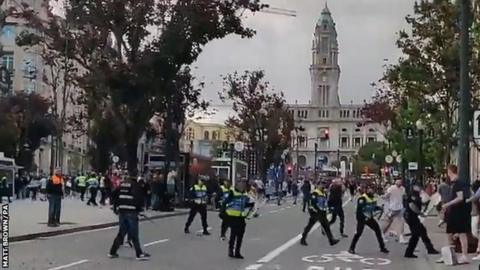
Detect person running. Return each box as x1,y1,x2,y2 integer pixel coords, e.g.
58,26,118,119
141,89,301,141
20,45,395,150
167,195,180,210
300,181,340,247
348,185,389,255
184,177,210,235
86,173,99,206
404,183,439,258
381,179,408,244
108,175,150,261
223,180,255,259
328,178,348,238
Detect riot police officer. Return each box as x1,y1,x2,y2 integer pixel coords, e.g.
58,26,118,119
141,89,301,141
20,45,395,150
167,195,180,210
404,183,439,258
348,185,388,254
219,180,231,240
184,177,210,235
300,181,339,246
223,180,254,259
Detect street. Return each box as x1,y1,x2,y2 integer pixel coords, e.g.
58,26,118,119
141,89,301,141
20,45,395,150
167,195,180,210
10,198,475,270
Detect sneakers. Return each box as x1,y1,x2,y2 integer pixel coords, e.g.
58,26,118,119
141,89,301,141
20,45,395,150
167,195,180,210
108,253,119,259
340,233,349,238
136,253,151,261
203,231,211,236
457,255,469,264
427,249,440,255
234,253,244,259
405,254,418,258
348,249,355,254
472,254,480,261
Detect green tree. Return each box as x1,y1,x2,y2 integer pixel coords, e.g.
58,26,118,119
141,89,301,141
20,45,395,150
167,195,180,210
219,70,294,180
18,0,266,175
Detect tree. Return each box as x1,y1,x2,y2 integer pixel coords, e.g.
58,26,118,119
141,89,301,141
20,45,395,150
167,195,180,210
0,92,56,171
367,1,480,171
219,70,294,180
18,0,266,175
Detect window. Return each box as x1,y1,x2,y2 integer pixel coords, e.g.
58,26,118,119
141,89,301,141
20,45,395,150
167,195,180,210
212,131,218,140
368,128,376,132
353,111,356,118
323,58,327,64
346,110,350,118
323,24,327,30
355,128,361,132
304,110,308,118
341,128,347,132
341,137,349,148
1,25,15,42
187,128,194,140
326,110,329,118
1,52,14,71
367,137,376,143
298,136,308,148
321,37,329,54
203,131,210,140
354,137,362,148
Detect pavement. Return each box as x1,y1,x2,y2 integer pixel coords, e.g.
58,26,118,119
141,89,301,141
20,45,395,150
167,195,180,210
9,197,188,242
9,196,479,270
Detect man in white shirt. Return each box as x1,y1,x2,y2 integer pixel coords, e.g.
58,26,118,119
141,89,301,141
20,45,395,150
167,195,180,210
382,179,408,244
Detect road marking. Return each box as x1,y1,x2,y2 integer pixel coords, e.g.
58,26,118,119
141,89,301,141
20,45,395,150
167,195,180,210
342,200,350,207
268,210,279,214
144,238,169,247
245,264,263,270
286,206,292,209
47,259,89,270
257,223,320,263
279,208,286,211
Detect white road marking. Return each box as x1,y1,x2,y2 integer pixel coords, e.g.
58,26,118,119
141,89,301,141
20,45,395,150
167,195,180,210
47,259,89,270
342,200,350,207
279,208,286,211
245,264,263,270
268,210,279,214
286,206,292,209
257,223,320,263
144,238,169,247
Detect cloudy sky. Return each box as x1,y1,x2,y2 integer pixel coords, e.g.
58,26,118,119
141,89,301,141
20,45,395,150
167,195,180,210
193,0,416,112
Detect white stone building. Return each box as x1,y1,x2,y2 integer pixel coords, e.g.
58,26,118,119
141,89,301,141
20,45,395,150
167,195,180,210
289,5,386,170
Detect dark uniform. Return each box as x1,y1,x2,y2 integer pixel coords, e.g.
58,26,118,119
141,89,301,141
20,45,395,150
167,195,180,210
109,178,150,260
219,184,230,239
184,182,209,235
300,187,339,246
223,188,254,258
349,193,388,254
328,182,347,237
404,187,439,258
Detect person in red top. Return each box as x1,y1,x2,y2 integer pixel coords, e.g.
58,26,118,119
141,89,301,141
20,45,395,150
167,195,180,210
47,168,64,227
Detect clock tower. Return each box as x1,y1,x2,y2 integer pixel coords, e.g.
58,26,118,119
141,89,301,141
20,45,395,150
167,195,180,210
310,3,340,107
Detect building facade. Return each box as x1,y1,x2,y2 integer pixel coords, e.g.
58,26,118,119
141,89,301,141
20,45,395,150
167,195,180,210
180,120,234,157
1,0,89,175
289,5,385,171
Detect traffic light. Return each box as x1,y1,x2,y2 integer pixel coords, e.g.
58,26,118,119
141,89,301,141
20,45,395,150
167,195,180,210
323,129,330,140
287,165,293,175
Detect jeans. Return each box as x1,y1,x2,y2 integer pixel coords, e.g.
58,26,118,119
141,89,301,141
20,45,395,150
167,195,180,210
110,213,144,257
48,195,62,224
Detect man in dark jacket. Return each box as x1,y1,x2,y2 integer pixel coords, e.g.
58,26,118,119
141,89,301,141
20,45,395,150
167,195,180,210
109,175,150,261
47,168,64,227
302,179,311,212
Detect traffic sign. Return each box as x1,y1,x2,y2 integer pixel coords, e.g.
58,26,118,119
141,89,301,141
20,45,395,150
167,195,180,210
474,110,480,139
391,150,398,157
234,141,245,152
396,155,402,163
112,156,120,163
408,162,418,170
385,155,394,164
406,127,414,140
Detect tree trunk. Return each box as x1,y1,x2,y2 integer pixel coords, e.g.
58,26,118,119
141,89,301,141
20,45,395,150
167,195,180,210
126,133,139,177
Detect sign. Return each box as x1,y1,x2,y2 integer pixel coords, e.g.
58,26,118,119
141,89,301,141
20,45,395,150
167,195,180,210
406,127,414,140
385,155,394,164
392,150,398,157
408,162,418,170
234,141,245,152
396,155,402,163
474,110,480,140
112,156,120,163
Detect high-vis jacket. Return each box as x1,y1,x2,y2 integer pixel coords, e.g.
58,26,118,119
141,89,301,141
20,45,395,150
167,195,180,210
220,185,229,201
190,184,208,204
309,188,328,212
225,189,254,217
357,194,381,219
76,176,87,187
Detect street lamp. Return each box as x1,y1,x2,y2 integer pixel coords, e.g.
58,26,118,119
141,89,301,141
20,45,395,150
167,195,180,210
416,119,425,186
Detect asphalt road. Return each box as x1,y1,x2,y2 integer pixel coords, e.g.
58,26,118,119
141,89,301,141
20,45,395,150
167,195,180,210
10,197,478,270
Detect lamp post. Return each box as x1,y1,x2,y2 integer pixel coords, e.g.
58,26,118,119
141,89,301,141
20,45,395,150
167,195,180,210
416,119,425,186
458,0,471,183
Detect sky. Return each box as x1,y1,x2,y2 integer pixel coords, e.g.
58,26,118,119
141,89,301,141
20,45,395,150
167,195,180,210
192,0,416,120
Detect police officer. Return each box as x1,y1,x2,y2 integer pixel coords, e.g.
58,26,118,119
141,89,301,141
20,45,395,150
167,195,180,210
86,173,99,206
76,173,87,201
404,183,439,258
328,178,348,238
109,176,150,260
223,180,254,259
184,177,210,235
300,181,340,246
219,180,231,240
348,185,388,254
